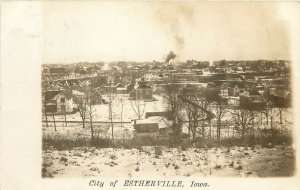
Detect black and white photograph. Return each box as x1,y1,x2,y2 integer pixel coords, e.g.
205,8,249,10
41,2,294,178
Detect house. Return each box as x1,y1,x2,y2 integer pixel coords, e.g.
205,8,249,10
133,117,173,140
209,73,245,81
255,83,265,95
229,83,245,97
269,89,292,108
219,82,246,97
130,82,153,100
183,83,207,96
115,83,123,88
228,96,240,107
89,87,103,104
244,82,256,91
134,120,159,133
44,90,74,113
145,112,172,119
205,82,220,101
133,119,160,139
72,90,85,102
220,83,229,99
101,86,116,94
117,87,127,94
126,81,135,93
239,90,265,110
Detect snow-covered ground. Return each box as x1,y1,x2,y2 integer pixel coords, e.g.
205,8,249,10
42,95,294,178
42,145,295,178
42,106,293,140
43,124,134,140
43,94,167,122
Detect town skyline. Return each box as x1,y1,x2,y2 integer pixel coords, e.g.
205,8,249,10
43,58,291,66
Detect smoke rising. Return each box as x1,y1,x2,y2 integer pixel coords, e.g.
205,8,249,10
165,51,176,63
155,4,195,57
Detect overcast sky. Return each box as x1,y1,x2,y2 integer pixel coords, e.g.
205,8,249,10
43,2,291,63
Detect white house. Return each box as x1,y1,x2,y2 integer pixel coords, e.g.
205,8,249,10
44,89,79,113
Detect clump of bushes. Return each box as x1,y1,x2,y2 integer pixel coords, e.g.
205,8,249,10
155,146,162,158
43,133,293,150
109,154,117,160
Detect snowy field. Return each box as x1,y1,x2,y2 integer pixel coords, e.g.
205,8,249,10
43,94,167,123
42,145,295,178
42,95,294,178
42,106,293,140
43,124,134,140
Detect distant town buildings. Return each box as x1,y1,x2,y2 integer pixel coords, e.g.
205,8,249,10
42,59,291,116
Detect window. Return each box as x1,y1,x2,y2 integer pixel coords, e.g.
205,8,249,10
60,97,65,103
221,89,228,97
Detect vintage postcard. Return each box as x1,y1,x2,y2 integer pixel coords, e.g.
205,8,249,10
1,1,300,190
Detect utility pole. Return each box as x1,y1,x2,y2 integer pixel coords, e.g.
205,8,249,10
109,80,114,143
120,98,123,128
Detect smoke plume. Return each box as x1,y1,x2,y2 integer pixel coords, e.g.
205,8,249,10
165,51,176,63
155,4,195,57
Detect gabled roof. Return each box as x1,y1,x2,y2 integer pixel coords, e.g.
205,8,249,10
150,66,160,70
72,90,85,96
45,89,73,101
135,83,152,89
115,83,124,88
206,82,218,88
135,119,158,125
117,87,127,91
56,90,73,100
228,82,245,89
240,90,261,97
45,90,60,101
126,81,135,89
220,83,229,89
270,90,291,98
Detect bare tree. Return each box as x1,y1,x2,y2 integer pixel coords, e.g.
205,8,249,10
107,79,116,143
262,100,274,128
77,79,96,130
183,95,199,140
160,82,184,137
262,90,275,127
87,100,95,140
131,95,146,120
187,104,200,140
181,92,211,141
119,97,124,127
84,86,97,140
77,84,98,142
194,98,210,139
109,99,114,142
78,96,87,128
279,107,283,124
183,95,196,139
210,100,228,141
232,107,256,139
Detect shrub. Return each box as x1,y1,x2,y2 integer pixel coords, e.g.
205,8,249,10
155,146,162,158
110,154,117,160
